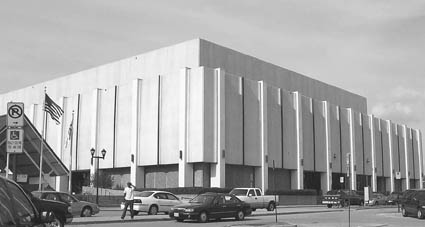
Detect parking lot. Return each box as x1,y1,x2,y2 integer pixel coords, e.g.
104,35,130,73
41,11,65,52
67,205,424,227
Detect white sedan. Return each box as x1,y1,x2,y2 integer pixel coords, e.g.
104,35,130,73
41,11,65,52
121,191,182,215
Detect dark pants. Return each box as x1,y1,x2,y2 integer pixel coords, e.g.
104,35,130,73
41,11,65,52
121,200,134,219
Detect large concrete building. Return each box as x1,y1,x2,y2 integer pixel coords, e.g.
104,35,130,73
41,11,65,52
0,39,423,194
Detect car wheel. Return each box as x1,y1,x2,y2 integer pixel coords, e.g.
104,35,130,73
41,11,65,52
267,202,275,211
417,209,424,219
198,211,208,223
327,204,332,208
81,207,92,217
45,214,64,227
402,207,408,217
148,205,158,215
176,218,184,222
133,211,139,216
252,208,256,212
236,210,245,221
374,201,378,206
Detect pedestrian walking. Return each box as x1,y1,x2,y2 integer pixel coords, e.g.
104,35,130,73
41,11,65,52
121,182,135,219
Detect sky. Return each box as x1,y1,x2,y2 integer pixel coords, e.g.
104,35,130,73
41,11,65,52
1,0,424,136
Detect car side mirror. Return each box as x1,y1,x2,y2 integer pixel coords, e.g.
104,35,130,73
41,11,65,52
40,211,54,223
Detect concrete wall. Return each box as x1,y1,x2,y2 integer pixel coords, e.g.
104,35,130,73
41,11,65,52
198,39,367,113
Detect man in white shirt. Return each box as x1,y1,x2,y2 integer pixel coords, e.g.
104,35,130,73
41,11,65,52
121,182,135,219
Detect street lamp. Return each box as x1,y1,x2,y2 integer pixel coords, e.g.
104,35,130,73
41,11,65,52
90,148,106,205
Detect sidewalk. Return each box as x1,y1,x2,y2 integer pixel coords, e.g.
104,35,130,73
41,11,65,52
69,205,344,225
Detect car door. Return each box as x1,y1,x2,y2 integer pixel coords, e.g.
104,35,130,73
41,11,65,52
246,189,258,208
210,195,227,219
165,193,181,208
155,193,169,212
224,195,239,217
59,193,81,216
255,189,264,207
404,191,417,214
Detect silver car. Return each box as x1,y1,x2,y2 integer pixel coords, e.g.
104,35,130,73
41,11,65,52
121,191,182,215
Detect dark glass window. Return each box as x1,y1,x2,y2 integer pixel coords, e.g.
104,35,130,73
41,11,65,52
0,180,14,226
7,181,35,226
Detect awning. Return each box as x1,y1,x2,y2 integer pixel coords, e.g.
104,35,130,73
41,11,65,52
0,115,69,177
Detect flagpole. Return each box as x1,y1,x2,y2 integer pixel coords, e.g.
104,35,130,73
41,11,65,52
68,110,74,194
39,88,47,191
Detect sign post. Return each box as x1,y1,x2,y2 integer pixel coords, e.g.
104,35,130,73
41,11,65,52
6,102,25,180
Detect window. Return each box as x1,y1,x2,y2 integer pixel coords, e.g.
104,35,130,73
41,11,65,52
155,193,167,200
248,189,255,196
0,180,14,226
414,191,425,200
7,181,35,226
230,189,248,196
59,193,77,203
225,195,238,204
166,193,178,200
214,196,225,205
255,189,262,196
45,193,59,201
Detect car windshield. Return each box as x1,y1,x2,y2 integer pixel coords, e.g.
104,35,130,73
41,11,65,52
229,189,248,196
135,191,154,197
189,194,215,204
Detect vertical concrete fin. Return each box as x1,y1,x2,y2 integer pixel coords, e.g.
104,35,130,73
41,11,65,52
323,101,332,192
418,130,424,189
130,79,144,188
403,125,410,189
210,68,225,187
293,91,304,189
259,81,268,192
370,115,377,192
178,68,193,187
387,120,394,192
348,108,356,190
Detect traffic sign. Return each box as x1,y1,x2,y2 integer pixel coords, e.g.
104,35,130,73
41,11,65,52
395,171,401,179
7,128,24,153
7,102,24,127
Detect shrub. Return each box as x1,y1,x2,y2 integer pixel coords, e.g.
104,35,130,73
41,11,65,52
265,189,319,196
134,187,233,195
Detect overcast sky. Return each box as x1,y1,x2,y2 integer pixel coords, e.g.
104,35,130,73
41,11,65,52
1,0,424,135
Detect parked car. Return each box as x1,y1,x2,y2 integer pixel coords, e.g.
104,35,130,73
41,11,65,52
401,189,425,219
386,192,402,205
399,189,419,205
366,192,387,206
32,191,100,217
121,190,182,215
0,176,54,227
322,190,364,208
229,188,278,211
27,191,73,227
169,192,252,222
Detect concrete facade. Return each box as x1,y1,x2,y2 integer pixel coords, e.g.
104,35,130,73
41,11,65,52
0,39,423,194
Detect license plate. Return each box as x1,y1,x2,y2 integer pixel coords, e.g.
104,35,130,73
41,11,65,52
174,213,179,217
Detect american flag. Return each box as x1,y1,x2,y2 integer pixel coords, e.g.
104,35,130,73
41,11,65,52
65,117,73,148
44,94,64,125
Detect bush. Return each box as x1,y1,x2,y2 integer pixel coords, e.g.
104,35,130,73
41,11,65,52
265,189,319,196
134,187,233,195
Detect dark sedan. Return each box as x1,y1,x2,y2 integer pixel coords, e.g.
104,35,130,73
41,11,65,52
169,192,252,223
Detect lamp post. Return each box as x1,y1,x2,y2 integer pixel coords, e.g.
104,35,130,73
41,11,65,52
90,148,106,205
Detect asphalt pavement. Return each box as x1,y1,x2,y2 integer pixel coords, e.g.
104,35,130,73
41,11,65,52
69,205,345,226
